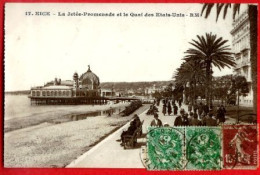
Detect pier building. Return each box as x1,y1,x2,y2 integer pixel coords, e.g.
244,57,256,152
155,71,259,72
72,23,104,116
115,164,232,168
29,65,104,105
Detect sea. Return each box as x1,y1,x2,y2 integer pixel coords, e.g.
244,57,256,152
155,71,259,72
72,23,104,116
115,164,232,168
4,94,125,121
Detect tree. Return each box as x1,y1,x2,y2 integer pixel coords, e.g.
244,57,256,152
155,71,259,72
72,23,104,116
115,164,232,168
184,33,236,106
152,91,161,99
201,3,257,113
230,75,249,123
174,59,205,105
212,75,233,105
172,83,184,101
161,83,174,98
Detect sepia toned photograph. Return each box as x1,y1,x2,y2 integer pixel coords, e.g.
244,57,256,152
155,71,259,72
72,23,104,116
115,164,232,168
4,3,258,170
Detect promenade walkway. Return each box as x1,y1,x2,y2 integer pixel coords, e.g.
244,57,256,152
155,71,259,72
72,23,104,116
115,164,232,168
67,102,236,168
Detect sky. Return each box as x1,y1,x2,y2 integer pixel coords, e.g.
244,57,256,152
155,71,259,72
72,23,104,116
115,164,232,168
5,3,248,91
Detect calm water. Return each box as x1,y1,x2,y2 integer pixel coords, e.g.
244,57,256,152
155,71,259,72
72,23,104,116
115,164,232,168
4,94,124,121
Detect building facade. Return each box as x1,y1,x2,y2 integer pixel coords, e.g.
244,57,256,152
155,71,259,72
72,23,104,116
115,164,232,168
230,8,253,106
29,66,102,104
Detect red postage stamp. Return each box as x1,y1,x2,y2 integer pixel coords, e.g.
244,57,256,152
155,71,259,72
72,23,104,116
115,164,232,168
223,125,258,169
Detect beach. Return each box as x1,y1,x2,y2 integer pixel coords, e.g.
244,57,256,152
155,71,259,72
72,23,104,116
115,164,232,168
5,95,130,132
4,94,149,167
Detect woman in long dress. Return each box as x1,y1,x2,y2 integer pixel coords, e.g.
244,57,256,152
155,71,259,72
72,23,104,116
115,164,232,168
162,104,166,116
167,102,172,115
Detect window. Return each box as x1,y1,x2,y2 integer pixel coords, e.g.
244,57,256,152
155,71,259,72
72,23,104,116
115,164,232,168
42,91,46,96
32,91,35,96
37,91,40,96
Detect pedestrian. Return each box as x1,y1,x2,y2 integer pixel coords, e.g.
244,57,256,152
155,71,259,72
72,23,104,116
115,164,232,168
198,102,203,119
173,104,178,115
172,98,175,107
193,102,198,113
220,104,226,119
167,102,172,115
156,99,160,106
204,113,217,126
203,104,209,115
200,113,205,125
162,99,166,106
188,103,192,113
189,113,202,126
178,98,182,108
188,112,194,124
153,105,159,112
146,105,153,115
162,104,167,116
217,105,226,124
174,108,189,126
150,113,163,127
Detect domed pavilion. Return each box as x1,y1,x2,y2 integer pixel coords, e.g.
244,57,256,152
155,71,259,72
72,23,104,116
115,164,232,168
79,65,100,90
29,65,103,105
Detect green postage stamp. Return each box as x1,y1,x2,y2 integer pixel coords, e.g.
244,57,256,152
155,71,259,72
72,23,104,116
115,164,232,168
146,127,185,170
185,127,222,170
145,127,222,170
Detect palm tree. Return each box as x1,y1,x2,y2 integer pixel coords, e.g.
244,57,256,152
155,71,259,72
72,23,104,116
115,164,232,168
174,59,205,105
201,3,257,113
185,33,236,106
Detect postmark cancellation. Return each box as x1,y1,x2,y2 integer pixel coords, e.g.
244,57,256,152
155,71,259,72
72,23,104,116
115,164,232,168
145,127,185,170
185,127,222,170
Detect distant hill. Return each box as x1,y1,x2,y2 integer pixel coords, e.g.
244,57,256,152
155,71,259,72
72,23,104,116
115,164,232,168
5,81,173,95
5,90,31,95
100,81,173,91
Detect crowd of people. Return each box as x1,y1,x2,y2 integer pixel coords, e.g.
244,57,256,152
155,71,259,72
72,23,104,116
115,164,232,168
151,98,227,126
161,98,181,116
118,98,227,148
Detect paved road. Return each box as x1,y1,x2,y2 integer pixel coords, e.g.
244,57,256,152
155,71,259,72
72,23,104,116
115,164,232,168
67,102,236,168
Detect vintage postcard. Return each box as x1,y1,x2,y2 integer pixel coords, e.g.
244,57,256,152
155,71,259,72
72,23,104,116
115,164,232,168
3,2,259,173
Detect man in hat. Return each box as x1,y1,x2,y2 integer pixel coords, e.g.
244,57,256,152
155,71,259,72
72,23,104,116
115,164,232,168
173,103,178,115
150,113,162,127
174,108,189,126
